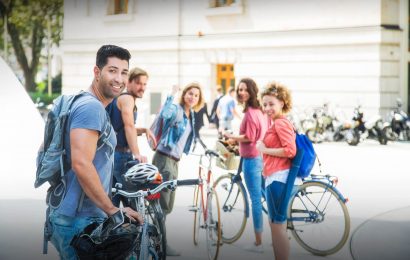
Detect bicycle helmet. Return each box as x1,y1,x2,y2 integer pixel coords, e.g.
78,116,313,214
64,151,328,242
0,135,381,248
71,210,139,260
124,163,162,185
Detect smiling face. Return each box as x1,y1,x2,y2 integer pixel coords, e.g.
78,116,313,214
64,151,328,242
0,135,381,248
237,82,250,103
95,57,129,99
183,87,200,109
262,94,284,119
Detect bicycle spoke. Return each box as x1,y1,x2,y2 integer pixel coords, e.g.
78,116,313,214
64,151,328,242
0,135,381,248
289,182,350,256
213,174,247,244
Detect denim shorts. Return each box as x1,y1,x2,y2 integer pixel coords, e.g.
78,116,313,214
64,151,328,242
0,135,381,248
266,181,298,224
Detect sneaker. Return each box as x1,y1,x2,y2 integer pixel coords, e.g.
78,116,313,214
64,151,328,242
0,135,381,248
244,243,264,254
166,244,181,256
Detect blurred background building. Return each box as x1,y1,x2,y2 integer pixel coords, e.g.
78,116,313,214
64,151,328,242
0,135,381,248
62,0,409,125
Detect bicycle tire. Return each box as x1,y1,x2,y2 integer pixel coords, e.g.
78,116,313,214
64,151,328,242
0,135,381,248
147,199,167,260
206,189,222,260
288,181,350,256
193,185,202,246
130,199,166,260
213,174,247,244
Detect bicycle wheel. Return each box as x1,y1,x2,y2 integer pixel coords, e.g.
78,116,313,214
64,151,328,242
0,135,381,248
147,199,167,260
206,189,222,260
213,174,247,244
193,185,203,246
288,181,350,256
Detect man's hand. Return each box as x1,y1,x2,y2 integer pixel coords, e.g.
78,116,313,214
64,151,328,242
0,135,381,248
145,129,157,149
122,207,144,224
134,154,148,163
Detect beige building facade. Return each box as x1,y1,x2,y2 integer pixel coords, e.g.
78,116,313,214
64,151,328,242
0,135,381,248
62,0,410,125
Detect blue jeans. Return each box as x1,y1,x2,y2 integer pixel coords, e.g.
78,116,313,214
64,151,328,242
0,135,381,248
113,151,133,206
242,156,263,233
266,181,298,224
49,211,104,260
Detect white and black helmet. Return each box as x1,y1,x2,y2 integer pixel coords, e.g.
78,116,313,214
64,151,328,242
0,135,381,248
124,163,161,184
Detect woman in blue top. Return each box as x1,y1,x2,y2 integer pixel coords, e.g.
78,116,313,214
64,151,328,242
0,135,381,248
152,83,204,255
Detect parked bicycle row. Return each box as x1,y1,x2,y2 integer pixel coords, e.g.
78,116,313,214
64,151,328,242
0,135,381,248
286,98,410,146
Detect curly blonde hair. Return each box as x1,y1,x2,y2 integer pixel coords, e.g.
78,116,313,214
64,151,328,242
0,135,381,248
260,81,293,114
179,82,205,112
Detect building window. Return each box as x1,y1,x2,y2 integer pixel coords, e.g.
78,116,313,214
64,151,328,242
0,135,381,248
114,0,128,14
210,0,236,8
206,0,243,16
107,0,128,15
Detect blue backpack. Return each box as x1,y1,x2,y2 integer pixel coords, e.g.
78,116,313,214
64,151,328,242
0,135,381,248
295,131,317,178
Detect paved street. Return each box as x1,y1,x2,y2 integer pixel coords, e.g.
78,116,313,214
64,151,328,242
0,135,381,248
1,129,409,260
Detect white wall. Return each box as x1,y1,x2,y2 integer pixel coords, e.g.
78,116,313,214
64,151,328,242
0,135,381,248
62,0,405,121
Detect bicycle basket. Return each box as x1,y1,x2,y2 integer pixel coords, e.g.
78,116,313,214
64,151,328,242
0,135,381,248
215,141,240,170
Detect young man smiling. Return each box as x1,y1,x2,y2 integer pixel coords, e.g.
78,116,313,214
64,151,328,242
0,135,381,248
48,45,142,260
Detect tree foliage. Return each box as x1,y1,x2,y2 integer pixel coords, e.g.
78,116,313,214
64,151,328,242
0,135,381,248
0,0,63,92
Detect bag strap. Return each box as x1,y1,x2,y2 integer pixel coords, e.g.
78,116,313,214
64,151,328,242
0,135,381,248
274,118,323,175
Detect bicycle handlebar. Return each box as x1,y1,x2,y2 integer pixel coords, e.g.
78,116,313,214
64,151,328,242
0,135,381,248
177,179,201,186
112,178,201,198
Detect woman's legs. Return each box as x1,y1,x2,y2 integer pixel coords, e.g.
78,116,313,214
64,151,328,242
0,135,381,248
269,222,289,260
242,157,263,245
266,180,296,260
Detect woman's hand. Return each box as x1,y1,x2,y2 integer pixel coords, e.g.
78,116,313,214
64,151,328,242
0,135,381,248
256,140,266,154
145,129,157,149
171,84,180,96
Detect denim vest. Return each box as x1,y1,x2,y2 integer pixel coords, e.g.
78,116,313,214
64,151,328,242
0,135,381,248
156,95,195,156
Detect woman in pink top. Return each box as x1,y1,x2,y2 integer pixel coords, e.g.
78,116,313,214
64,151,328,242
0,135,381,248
256,82,297,260
224,78,269,253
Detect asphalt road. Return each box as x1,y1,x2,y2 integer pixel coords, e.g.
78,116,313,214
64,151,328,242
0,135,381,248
1,131,409,260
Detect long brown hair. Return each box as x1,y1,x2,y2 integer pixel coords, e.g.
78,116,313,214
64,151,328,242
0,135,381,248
236,78,261,112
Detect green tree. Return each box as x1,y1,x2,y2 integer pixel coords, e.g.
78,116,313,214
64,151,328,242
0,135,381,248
0,0,63,92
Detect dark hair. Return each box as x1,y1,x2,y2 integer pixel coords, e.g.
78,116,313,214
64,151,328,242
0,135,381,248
96,45,131,69
236,78,260,112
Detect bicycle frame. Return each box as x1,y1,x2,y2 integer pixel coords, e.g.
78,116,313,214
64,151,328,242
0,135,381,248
288,176,348,224
196,152,216,221
308,175,348,203
223,170,251,218
114,179,200,260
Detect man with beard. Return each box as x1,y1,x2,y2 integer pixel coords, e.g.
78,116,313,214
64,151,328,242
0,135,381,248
48,45,142,260
106,67,157,206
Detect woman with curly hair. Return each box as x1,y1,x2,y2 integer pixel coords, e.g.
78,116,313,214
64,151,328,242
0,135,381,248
256,82,299,260
224,78,270,253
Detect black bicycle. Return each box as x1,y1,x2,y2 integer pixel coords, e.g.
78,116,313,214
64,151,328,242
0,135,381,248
113,178,200,260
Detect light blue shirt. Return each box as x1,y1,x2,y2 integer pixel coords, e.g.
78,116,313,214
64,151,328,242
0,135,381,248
57,93,116,218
